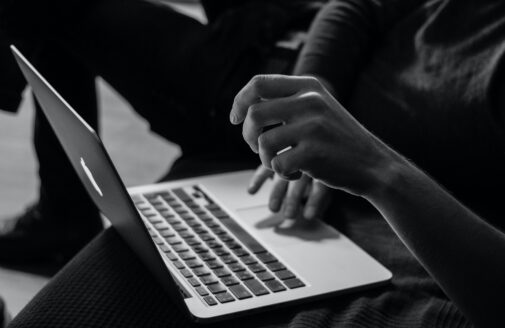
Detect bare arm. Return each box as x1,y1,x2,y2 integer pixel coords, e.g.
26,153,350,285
231,74,505,327
365,150,505,328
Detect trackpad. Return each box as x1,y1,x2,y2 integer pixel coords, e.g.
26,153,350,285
236,206,340,248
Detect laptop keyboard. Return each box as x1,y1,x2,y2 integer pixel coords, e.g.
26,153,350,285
132,186,305,306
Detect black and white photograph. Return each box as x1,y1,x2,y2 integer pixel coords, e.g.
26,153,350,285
0,0,503,327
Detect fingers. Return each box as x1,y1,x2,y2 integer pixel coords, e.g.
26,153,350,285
257,123,302,169
230,75,321,125
303,181,331,219
270,143,307,180
248,165,274,194
283,174,311,218
241,94,304,153
269,175,288,212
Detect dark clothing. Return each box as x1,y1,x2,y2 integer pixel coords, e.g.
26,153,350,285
0,0,320,221
8,159,472,328
296,0,505,229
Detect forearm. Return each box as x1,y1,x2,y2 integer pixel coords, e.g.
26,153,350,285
364,154,505,327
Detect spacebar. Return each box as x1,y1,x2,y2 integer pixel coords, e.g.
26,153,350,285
220,217,267,254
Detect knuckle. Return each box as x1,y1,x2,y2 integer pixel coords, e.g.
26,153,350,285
250,75,267,92
248,104,262,123
257,133,270,150
305,76,323,90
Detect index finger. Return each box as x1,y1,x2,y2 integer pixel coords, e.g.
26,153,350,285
230,75,318,125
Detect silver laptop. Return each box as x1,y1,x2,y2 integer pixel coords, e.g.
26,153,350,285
11,45,392,322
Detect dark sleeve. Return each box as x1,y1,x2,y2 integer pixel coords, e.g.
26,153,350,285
294,0,425,102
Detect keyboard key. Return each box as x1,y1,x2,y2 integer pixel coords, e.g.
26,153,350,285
192,246,209,253
179,252,196,261
194,227,208,235
244,279,270,296
152,237,164,245
173,225,188,232
241,256,258,265
229,284,253,300
213,268,232,278
205,204,220,211
215,292,235,304
204,295,218,306
199,253,216,262
165,237,182,245
173,261,185,269
266,262,286,272
207,241,222,249
196,286,209,296
191,208,206,215
257,252,277,264
275,270,295,280
159,244,170,252
166,217,182,225
185,259,203,268
180,269,193,278
248,264,265,273
188,277,201,287
229,263,245,272
197,214,213,222
200,234,215,242
160,230,175,238
225,241,241,249
218,235,234,243
236,271,254,281
204,221,220,228
256,271,275,281
206,260,223,270
185,238,201,247
165,252,178,261
265,279,287,292
193,267,211,277
210,210,229,219
173,188,192,202
232,248,249,257
284,278,305,289
221,276,240,286
208,283,227,294
221,255,237,264
200,275,219,285
179,231,194,239
186,221,202,228
211,227,226,235
173,244,189,253
214,248,230,257
181,213,195,221
159,211,174,219
154,223,169,231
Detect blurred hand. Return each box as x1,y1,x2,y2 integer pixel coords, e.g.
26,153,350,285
230,74,394,196
248,165,331,219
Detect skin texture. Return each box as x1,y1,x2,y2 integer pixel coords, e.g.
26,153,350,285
231,74,505,327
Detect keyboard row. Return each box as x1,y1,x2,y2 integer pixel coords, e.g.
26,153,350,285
134,187,305,305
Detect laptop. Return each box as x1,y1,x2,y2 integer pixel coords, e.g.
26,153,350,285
11,45,392,322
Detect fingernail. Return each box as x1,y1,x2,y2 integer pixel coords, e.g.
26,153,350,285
284,204,296,218
304,206,316,219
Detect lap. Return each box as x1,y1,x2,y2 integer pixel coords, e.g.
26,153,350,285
9,160,471,328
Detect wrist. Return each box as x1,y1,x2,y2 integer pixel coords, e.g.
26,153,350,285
360,149,412,202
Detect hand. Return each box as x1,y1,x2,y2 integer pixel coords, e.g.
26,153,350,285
230,74,395,196
248,165,331,219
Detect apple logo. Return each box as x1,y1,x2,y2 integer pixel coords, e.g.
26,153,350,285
80,157,103,197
